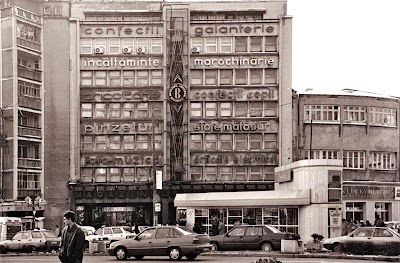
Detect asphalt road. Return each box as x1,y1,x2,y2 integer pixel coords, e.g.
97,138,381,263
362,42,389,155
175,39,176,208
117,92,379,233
0,254,381,263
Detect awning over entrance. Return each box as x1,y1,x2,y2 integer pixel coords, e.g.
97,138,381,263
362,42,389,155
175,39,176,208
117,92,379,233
174,189,311,207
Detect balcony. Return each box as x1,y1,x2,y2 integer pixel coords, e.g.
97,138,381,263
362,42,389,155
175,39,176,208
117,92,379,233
18,158,41,169
17,190,42,201
18,96,41,110
17,37,41,52
18,126,41,138
18,67,41,82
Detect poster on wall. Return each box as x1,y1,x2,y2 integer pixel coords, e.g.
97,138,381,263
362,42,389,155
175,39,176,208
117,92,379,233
396,187,400,200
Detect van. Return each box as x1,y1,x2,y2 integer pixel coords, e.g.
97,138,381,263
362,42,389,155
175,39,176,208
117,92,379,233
0,217,23,242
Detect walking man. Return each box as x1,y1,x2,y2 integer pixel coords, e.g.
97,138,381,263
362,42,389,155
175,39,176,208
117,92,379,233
59,211,85,263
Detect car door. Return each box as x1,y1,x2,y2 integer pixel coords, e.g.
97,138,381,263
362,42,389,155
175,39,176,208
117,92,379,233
371,228,398,254
19,232,32,251
128,228,156,256
7,232,23,251
152,228,173,255
31,231,45,250
242,226,263,250
103,228,113,241
345,228,374,253
112,227,124,241
221,227,245,250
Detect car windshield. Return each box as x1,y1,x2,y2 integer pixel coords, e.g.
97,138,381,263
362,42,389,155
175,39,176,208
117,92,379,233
175,226,196,235
265,225,284,234
43,231,57,238
122,227,134,233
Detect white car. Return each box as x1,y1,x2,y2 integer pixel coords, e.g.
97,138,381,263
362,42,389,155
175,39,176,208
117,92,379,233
94,226,135,245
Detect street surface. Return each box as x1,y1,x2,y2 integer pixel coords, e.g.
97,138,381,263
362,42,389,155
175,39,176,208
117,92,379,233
0,254,381,263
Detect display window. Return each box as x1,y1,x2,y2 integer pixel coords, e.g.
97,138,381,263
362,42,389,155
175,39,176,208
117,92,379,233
345,202,364,222
375,202,390,222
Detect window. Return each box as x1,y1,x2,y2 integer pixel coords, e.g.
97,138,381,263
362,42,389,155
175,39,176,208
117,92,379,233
123,135,135,150
205,134,217,150
18,171,40,190
304,150,341,160
137,103,148,118
137,167,150,182
81,71,93,85
205,167,217,181
123,168,135,182
264,134,277,149
81,136,93,151
250,37,262,52
343,106,366,123
191,70,203,85
81,38,92,54
137,71,149,85
264,101,277,117
94,71,107,86
137,38,149,52
123,103,135,117
304,105,340,122
95,136,107,150
44,5,51,15
235,167,246,181
250,166,262,180
150,38,162,53
369,152,396,170
250,102,262,117
152,102,163,117
109,168,121,182
220,167,232,181
191,167,202,181
220,70,233,85
235,37,247,52
94,103,106,118
81,168,93,182
235,134,247,150
191,102,202,117
220,37,232,53
151,70,162,85
235,69,247,85
94,38,106,51
265,36,277,52
121,71,134,86
81,103,92,118
122,38,134,50
95,168,107,182
220,102,232,117
235,102,248,117
205,70,217,85
249,134,262,149
250,69,262,85
369,107,397,127
108,103,121,118
205,37,217,53
109,71,121,86
191,38,202,52
205,102,217,117
109,38,120,54
342,151,365,169
191,134,202,150
374,202,390,222
137,135,149,150
220,134,233,150
345,202,364,222
54,5,62,16
109,135,121,150
265,69,277,84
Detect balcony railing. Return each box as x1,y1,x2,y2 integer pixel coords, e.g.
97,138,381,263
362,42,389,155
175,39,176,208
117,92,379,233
17,37,41,52
18,67,41,82
17,190,41,201
18,158,41,168
18,96,41,110
18,126,41,138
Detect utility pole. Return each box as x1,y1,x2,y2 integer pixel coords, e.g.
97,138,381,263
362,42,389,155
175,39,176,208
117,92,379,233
309,119,313,159
152,111,159,226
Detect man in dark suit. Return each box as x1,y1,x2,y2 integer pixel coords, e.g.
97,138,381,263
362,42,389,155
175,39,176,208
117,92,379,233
59,211,85,263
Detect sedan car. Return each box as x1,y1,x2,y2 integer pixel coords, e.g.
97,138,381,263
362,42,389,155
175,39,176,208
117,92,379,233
210,225,300,252
0,229,61,253
94,226,135,246
107,225,212,260
323,227,400,255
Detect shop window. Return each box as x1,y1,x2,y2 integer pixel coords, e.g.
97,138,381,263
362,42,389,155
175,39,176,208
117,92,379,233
205,70,217,85
235,166,246,181
205,102,217,118
150,38,162,53
195,208,208,234
250,102,262,117
220,102,232,117
304,105,340,122
369,107,397,127
220,167,232,181
205,134,217,150
342,151,365,169
137,102,149,118
81,38,92,54
205,37,217,53
81,71,93,86
249,166,262,181
249,134,262,150
205,167,217,181
263,208,278,225
220,37,233,53
191,167,202,181
265,36,277,52
137,38,149,53
94,103,106,118
81,103,93,118
235,37,247,52
152,102,163,117
108,103,121,118
95,168,107,182
137,135,149,150
264,101,277,117
122,38,135,51
191,70,203,85
220,70,233,85
235,102,248,118
109,71,121,86
122,168,135,182
244,208,263,225
369,152,396,170
81,136,93,151
235,134,247,150
137,167,150,182
250,36,262,52
137,71,149,85
109,168,121,182
235,69,247,85
191,102,202,117
94,71,107,86
123,135,135,150
191,134,202,150
265,69,277,84
122,71,135,86
109,38,120,54
228,209,243,226
375,202,390,222
122,103,135,118
151,70,162,85
343,106,366,123
191,38,202,53
109,135,121,150
220,134,233,150
346,202,364,222
250,69,262,85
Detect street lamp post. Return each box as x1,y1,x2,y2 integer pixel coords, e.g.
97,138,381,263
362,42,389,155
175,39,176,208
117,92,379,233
25,196,41,229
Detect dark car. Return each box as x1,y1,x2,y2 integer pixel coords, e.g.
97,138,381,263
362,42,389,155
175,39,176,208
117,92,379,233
210,225,300,252
0,229,61,253
107,225,212,260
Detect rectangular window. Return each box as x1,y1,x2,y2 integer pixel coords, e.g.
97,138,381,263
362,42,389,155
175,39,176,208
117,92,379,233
137,102,149,118
123,168,135,182
109,71,121,86
205,167,217,181
249,166,262,180
205,134,217,150
191,134,202,150
304,105,340,122
123,135,135,150
220,167,232,181
220,102,232,117
123,71,135,86
137,71,149,85
150,38,162,53
191,70,203,85
265,36,277,52
81,71,93,86
94,38,106,50
94,103,106,118
81,136,93,151
191,167,202,182
122,38,135,50
249,134,262,150
264,101,277,117
265,69,277,84
151,70,162,85
80,168,93,183
250,36,262,52
152,102,163,118
137,167,150,182
305,150,340,160
109,38,120,54
94,71,107,86
205,102,217,117
81,103,93,118
235,102,248,118
123,103,135,118
235,69,247,85
369,152,396,170
220,37,233,53
250,69,262,85
250,102,262,117
137,38,149,53
220,69,233,85
205,37,217,53
264,134,277,150
205,70,217,85
154,134,162,150
235,167,246,181
191,102,202,117
369,107,397,127
137,135,149,150
235,37,247,52
344,106,366,123
220,134,233,150
191,38,202,53
235,134,247,150
81,38,92,54
343,151,365,169
95,136,107,150
109,135,121,150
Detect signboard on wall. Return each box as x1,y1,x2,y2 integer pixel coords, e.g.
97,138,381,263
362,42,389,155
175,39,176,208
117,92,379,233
82,122,163,134
81,25,163,37
190,22,279,37
190,88,278,101
191,55,278,69
342,186,395,200
395,187,400,201
191,153,278,165
81,90,161,102
81,154,162,166
191,120,278,133
81,57,162,69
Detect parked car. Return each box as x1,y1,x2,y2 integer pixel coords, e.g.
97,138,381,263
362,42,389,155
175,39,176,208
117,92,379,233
0,229,61,253
210,225,300,252
323,227,400,255
80,225,96,234
385,221,400,233
107,225,212,260
82,228,99,248
94,226,135,246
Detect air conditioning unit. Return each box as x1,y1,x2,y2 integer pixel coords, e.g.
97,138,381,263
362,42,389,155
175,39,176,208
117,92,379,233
191,46,201,53
94,47,105,54
137,47,146,54
123,47,132,54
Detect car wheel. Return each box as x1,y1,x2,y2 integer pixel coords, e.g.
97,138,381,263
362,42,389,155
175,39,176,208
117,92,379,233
261,242,273,252
168,247,182,260
115,247,128,260
210,242,219,251
28,245,37,253
134,255,144,260
186,254,198,260
331,243,341,253
0,245,7,254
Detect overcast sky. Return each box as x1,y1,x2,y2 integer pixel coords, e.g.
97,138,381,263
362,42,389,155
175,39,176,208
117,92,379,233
288,0,400,97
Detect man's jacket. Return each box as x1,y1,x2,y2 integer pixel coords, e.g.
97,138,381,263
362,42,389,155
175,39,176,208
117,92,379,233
59,223,85,263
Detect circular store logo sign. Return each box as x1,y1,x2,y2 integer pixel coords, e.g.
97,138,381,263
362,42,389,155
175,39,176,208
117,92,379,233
168,84,187,103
